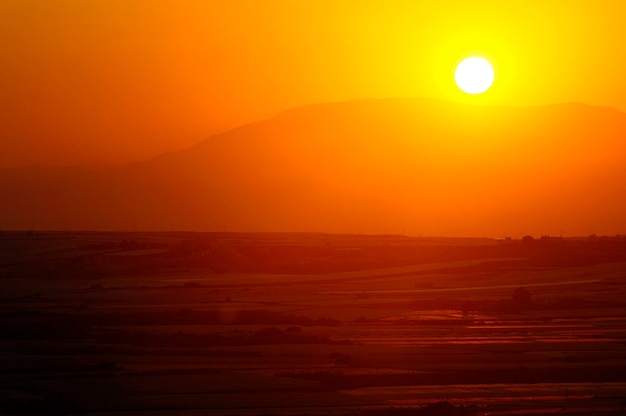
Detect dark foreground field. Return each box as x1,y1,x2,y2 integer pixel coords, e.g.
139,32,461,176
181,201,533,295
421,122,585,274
1,231,626,415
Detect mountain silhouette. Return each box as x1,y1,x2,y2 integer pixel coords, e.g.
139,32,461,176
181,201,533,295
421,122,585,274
2,97,626,236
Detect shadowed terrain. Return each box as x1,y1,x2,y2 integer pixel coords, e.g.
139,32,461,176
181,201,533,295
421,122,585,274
1,231,626,415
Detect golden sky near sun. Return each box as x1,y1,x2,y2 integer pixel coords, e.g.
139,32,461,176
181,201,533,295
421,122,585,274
1,0,625,167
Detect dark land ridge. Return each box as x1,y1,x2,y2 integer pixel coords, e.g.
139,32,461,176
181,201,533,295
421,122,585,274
3,97,626,236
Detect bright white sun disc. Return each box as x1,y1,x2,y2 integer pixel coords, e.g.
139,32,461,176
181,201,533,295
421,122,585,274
454,57,494,94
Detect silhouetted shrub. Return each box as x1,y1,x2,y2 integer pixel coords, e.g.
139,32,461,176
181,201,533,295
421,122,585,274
285,326,302,333
329,351,352,365
0,398,81,416
512,286,532,306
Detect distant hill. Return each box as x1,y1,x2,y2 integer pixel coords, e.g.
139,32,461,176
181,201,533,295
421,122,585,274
2,97,626,237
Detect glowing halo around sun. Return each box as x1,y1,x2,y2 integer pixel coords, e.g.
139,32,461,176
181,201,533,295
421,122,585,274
454,57,495,94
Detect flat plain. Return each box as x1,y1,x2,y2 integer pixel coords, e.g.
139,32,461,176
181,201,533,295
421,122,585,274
1,231,626,415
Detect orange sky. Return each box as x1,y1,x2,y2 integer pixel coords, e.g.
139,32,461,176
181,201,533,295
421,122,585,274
1,1,625,167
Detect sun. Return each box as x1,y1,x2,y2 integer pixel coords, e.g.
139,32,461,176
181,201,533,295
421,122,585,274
454,57,494,94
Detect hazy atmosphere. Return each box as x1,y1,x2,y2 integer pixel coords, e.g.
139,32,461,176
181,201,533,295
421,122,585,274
2,1,626,166
2,1,626,237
